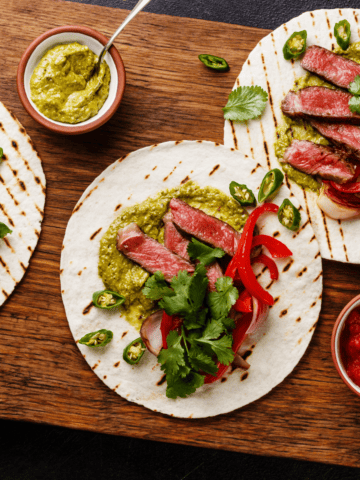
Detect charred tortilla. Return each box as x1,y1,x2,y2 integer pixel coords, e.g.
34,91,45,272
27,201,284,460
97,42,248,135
224,8,360,263
60,141,322,418
0,101,45,305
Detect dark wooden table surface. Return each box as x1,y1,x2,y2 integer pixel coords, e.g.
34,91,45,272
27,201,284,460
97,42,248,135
1,0,360,473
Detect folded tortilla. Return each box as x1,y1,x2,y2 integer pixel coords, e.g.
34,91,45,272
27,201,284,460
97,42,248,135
60,141,322,418
0,101,46,305
224,8,360,263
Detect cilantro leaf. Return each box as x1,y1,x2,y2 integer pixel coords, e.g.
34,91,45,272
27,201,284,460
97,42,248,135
223,86,268,122
349,95,360,114
202,318,225,340
208,335,234,365
142,271,174,300
188,344,218,375
158,331,187,377
187,238,226,266
0,222,12,239
222,316,236,331
349,75,360,95
0,148,3,163
166,371,205,399
207,276,239,319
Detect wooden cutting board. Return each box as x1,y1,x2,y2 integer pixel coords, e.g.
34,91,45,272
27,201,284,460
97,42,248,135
1,0,360,468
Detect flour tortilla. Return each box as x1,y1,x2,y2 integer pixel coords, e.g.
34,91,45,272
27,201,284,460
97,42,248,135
224,8,360,264
0,102,46,305
60,141,322,418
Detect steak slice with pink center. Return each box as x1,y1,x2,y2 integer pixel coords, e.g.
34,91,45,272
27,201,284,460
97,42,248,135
283,139,356,184
163,211,223,291
309,120,360,160
281,87,360,124
116,223,194,281
169,198,241,256
300,45,360,90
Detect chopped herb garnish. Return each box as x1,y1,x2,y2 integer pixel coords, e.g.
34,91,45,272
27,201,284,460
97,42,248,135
0,222,12,238
349,75,360,96
143,265,238,398
187,238,226,266
349,95,360,114
0,148,3,163
223,86,268,122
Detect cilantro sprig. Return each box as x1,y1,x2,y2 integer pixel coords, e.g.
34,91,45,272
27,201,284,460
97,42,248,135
187,238,226,266
0,222,12,239
142,260,239,399
348,76,360,114
223,86,268,122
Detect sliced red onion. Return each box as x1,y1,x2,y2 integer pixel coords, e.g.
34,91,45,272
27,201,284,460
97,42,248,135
232,353,250,370
245,296,269,335
140,310,163,356
317,185,360,220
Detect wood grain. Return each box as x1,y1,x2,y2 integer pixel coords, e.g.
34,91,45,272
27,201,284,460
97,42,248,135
1,0,360,468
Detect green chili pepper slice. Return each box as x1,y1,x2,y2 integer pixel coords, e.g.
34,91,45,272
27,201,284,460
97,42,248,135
92,290,125,310
258,169,284,203
123,337,146,365
283,31,307,60
198,54,229,72
334,20,351,50
79,329,113,348
229,181,256,207
278,199,301,231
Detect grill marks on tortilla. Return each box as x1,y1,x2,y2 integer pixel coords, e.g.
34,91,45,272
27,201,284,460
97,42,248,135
90,227,102,240
337,220,349,262
320,210,333,258
209,165,220,176
261,53,277,128
230,121,238,150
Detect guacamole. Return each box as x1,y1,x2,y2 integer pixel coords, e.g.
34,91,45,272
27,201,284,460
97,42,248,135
98,181,248,330
30,42,110,124
274,41,360,192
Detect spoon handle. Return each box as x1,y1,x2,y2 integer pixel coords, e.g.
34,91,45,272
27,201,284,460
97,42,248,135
100,0,152,61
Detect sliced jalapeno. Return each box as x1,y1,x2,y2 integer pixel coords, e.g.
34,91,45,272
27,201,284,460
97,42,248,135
229,181,256,207
258,169,284,203
79,329,113,348
278,199,301,231
198,54,229,72
123,337,146,365
334,20,351,50
283,31,307,60
92,290,125,310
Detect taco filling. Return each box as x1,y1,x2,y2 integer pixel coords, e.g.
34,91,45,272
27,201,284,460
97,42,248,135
275,41,360,219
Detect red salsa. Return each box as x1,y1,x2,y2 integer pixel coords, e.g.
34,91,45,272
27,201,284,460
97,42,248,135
340,307,360,387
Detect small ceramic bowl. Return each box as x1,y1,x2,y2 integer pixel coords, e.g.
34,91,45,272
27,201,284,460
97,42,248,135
331,294,360,398
17,26,126,135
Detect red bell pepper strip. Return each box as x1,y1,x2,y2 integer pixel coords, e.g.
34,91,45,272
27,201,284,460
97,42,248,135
251,235,292,258
251,253,279,280
161,312,183,349
234,289,253,313
204,313,252,384
226,203,279,305
330,180,360,194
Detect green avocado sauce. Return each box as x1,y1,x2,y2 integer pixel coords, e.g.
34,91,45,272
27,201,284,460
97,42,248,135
30,42,110,124
98,181,248,330
274,41,360,193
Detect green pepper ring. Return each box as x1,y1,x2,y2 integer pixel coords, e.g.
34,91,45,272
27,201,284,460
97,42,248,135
283,30,307,60
278,198,301,231
258,169,284,203
123,337,146,365
92,289,125,310
79,328,113,348
229,181,256,207
334,19,351,51
198,54,229,72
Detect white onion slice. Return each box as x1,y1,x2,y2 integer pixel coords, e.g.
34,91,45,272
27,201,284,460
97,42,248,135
317,187,360,220
140,310,163,356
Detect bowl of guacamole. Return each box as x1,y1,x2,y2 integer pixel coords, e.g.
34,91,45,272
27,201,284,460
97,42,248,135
17,25,126,135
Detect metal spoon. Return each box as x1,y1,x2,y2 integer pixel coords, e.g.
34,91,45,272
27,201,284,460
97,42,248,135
94,0,152,75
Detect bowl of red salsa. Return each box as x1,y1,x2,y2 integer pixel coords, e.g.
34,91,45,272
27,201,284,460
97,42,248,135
332,295,360,397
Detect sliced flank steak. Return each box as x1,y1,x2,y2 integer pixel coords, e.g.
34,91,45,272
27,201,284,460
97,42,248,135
309,120,360,160
163,211,223,292
116,223,194,281
281,87,360,124
301,45,360,90
283,139,356,184
169,198,241,256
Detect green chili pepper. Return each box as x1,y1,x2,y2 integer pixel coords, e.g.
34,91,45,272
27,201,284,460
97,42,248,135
334,20,351,50
278,199,301,231
92,290,125,310
123,337,146,365
258,169,284,203
229,181,256,207
79,329,113,348
198,54,229,72
283,31,307,60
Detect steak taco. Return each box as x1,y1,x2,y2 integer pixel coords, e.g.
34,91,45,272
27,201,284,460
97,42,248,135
224,8,360,263
0,101,46,305
60,141,322,418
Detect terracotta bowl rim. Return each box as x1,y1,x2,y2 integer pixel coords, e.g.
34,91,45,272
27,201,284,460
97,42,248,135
17,25,126,135
331,293,360,398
